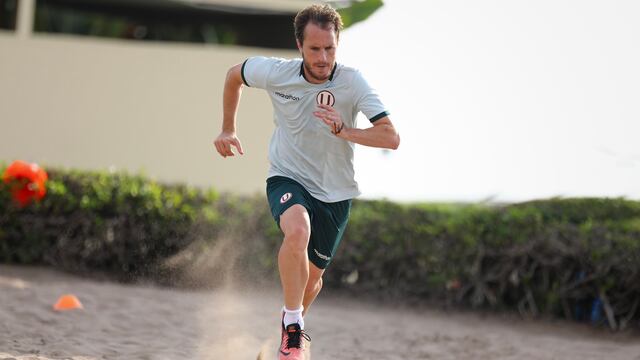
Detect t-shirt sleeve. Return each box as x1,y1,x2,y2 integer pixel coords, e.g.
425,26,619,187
240,56,281,89
353,71,390,123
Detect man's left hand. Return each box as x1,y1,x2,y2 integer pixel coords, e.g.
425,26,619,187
314,104,345,136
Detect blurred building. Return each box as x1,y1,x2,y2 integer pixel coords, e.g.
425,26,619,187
0,0,381,194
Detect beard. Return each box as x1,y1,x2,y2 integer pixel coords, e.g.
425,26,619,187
302,55,333,82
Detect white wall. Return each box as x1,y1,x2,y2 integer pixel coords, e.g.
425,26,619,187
0,32,297,194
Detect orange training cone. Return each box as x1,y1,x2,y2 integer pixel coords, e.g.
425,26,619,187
53,294,83,311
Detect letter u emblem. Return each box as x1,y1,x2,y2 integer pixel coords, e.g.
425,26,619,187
316,90,335,107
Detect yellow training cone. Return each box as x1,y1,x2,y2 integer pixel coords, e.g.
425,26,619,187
53,294,83,311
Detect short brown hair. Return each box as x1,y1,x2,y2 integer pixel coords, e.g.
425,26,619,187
294,4,343,44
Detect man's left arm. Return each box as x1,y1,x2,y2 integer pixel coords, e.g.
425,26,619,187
314,104,400,150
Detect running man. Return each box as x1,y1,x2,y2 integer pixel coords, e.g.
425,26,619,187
214,4,399,359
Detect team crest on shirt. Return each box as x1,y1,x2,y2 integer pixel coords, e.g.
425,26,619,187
280,192,292,204
316,90,335,107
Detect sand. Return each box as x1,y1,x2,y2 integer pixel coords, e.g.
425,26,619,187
1,265,639,360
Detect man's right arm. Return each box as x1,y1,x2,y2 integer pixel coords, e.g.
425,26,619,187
214,63,245,158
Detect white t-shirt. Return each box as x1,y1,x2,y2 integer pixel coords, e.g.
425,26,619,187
242,56,389,202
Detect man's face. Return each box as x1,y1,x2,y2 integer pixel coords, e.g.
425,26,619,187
297,22,338,84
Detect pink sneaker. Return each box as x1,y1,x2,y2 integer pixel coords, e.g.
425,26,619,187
278,322,310,360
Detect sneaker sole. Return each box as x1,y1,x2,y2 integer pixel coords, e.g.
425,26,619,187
256,332,311,360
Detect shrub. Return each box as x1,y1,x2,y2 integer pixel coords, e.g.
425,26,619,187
0,167,220,280
2,165,639,329
328,198,640,330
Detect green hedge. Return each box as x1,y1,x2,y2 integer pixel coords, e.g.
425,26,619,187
0,167,221,280
331,199,640,330
1,166,639,329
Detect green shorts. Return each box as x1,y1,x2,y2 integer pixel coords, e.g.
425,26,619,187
266,176,352,269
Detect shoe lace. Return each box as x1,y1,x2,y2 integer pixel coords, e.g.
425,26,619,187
286,327,311,349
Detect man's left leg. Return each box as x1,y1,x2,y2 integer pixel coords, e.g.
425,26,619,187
302,263,324,316
300,198,351,317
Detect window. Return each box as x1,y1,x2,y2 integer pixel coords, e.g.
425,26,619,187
0,0,18,30
34,0,297,49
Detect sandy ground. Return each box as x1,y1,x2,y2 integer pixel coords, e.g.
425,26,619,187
1,265,639,360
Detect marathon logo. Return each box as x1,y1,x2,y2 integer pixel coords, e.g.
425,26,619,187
275,91,301,101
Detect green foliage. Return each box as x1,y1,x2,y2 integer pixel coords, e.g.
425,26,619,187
327,198,640,330
338,0,384,29
0,166,220,280
1,164,639,329
513,197,640,224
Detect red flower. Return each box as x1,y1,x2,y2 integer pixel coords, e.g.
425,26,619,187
2,160,48,207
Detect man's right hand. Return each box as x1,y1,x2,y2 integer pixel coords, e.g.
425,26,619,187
214,131,244,158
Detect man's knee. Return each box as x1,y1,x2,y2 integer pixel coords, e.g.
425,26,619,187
284,223,310,242
280,205,311,252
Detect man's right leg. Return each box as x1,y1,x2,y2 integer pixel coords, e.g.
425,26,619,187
278,204,312,359
266,177,315,359
279,204,311,323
